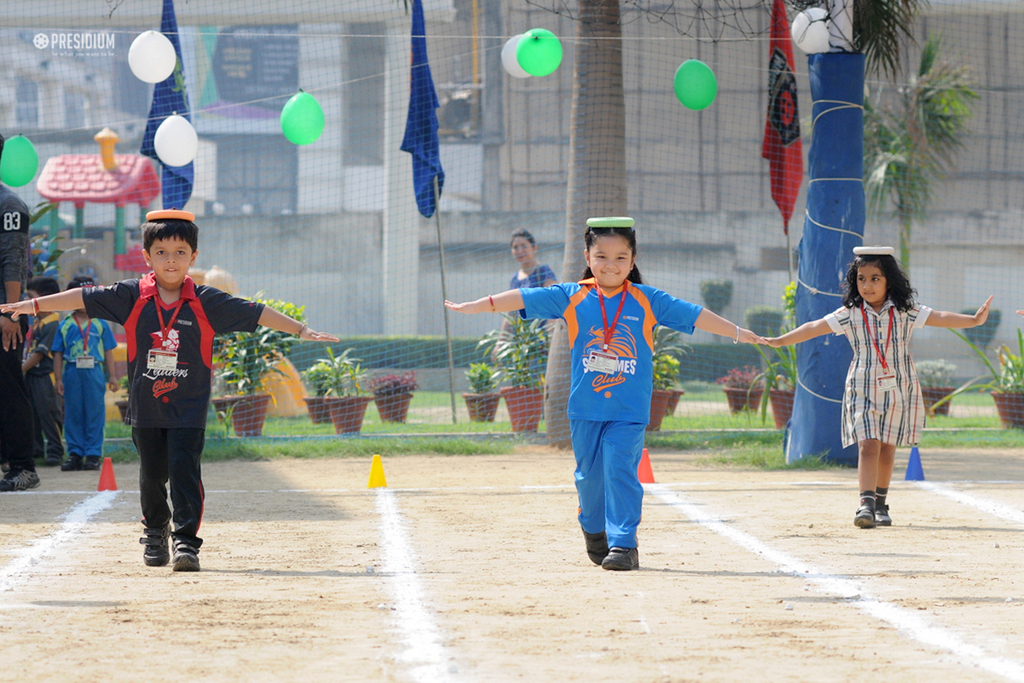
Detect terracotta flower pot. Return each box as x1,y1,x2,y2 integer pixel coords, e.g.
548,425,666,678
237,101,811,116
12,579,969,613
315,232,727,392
664,388,685,417
920,386,954,417
374,392,414,423
228,394,273,437
303,396,333,424
500,386,544,433
992,391,1024,429
722,386,764,414
323,396,374,434
768,388,795,429
115,400,130,425
462,392,501,422
647,389,674,431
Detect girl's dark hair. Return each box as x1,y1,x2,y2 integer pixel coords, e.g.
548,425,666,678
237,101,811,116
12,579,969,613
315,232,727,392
510,229,536,248
580,227,644,285
842,255,915,311
142,219,199,252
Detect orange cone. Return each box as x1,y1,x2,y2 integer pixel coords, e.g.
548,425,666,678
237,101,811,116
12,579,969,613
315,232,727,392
97,457,118,491
637,448,655,484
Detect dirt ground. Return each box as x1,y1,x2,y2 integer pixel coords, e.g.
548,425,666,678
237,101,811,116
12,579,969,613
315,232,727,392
2,446,1023,682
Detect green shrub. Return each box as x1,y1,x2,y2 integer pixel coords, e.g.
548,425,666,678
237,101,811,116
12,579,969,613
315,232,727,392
745,306,785,337
961,308,1000,349
699,279,733,314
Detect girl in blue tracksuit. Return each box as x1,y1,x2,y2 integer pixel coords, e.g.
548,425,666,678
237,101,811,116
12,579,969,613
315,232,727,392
52,277,118,471
446,217,766,571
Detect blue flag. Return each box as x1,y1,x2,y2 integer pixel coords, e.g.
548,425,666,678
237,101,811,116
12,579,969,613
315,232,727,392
140,0,194,211
400,0,445,218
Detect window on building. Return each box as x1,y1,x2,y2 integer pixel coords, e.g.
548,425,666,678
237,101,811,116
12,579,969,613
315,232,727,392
212,134,297,215
15,76,39,127
344,25,384,166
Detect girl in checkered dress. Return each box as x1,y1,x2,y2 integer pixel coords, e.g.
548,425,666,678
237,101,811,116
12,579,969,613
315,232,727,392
768,247,993,528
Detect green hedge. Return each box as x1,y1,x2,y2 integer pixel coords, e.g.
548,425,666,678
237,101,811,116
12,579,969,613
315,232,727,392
289,336,763,382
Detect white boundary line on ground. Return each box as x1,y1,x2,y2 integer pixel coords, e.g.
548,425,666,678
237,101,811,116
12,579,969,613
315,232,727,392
915,482,1024,525
0,491,118,595
649,484,1024,683
375,489,457,683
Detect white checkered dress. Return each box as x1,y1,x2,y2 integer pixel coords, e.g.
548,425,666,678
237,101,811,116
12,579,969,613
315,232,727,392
824,301,932,448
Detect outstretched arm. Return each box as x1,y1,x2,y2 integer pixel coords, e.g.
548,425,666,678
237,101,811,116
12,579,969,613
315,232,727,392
0,289,85,320
257,307,340,342
445,289,525,315
694,308,767,344
765,318,833,347
926,295,994,329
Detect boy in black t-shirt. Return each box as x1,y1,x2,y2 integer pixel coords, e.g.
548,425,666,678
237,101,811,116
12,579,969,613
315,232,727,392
22,276,64,467
1,210,339,572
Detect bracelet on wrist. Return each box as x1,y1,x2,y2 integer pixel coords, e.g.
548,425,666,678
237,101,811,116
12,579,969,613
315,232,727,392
488,295,495,313
33,298,40,316
733,325,740,344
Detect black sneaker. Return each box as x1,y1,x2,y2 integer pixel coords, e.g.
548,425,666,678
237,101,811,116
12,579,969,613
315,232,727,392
139,524,171,567
172,542,201,572
582,529,609,566
44,454,62,467
0,469,41,492
0,461,8,473
601,546,639,571
82,456,101,471
875,503,892,527
61,455,83,472
854,502,876,528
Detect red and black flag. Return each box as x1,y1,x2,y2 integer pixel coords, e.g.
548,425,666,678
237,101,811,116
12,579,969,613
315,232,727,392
762,0,803,233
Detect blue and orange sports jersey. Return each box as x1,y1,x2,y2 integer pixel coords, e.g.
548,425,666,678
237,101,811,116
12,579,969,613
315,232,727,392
520,278,702,424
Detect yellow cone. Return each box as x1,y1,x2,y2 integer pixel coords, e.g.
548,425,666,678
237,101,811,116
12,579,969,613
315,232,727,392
367,454,387,488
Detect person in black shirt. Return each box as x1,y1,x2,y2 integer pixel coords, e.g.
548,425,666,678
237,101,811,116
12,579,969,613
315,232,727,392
23,276,64,467
0,143,39,492
2,209,339,571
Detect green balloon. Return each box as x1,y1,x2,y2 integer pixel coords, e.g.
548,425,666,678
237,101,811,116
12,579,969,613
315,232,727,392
0,135,39,187
516,28,562,77
280,91,325,145
673,59,718,111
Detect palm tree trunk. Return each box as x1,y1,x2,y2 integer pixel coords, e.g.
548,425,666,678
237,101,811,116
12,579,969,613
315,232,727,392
898,212,911,272
544,0,627,448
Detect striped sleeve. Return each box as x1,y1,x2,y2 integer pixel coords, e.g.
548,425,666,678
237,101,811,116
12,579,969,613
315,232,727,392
911,305,932,329
824,306,849,336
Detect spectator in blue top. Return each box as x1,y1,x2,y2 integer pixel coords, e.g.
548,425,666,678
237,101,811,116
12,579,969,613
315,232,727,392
509,229,557,290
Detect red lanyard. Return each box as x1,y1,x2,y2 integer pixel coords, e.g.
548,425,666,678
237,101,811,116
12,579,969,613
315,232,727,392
74,316,93,357
861,305,894,374
154,298,185,347
596,283,628,351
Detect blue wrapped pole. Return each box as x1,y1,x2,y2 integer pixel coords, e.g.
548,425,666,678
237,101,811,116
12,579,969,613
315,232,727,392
786,53,865,466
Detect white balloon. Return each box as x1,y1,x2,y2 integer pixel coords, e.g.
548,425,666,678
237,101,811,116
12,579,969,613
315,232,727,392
791,8,831,55
501,35,532,79
128,30,177,84
154,115,197,167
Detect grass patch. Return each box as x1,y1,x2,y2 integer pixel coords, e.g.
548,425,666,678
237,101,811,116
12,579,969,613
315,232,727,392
647,431,842,470
102,435,518,464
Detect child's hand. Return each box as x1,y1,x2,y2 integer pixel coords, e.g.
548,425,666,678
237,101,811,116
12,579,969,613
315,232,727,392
298,326,340,343
737,328,769,345
764,337,783,348
107,380,119,392
444,300,477,314
55,379,64,397
973,295,994,326
0,300,32,320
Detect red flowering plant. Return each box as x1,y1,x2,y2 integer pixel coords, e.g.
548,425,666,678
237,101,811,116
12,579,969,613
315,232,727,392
368,371,418,398
715,365,763,391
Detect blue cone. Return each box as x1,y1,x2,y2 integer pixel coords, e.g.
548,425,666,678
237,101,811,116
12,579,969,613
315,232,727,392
904,446,925,481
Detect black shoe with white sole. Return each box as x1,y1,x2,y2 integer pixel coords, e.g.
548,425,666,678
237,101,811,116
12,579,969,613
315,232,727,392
172,542,201,572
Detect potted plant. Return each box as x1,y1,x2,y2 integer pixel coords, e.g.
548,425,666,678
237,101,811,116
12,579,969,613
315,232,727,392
482,314,548,432
716,365,764,414
649,354,680,431
310,348,374,434
699,279,732,315
953,329,1024,428
756,345,797,429
302,348,355,424
115,374,130,424
916,359,957,417
463,362,502,422
652,325,689,423
369,371,418,423
212,297,305,437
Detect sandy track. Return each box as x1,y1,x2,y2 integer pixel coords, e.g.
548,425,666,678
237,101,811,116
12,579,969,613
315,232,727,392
2,447,1023,682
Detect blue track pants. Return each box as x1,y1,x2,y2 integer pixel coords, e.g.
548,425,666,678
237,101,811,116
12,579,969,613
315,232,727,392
569,419,646,548
62,367,106,458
